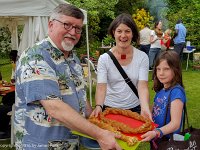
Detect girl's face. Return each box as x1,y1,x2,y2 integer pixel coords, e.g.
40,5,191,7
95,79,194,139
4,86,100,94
156,60,174,89
113,23,133,49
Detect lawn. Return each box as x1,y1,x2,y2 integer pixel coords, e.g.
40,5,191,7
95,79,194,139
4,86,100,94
0,58,200,150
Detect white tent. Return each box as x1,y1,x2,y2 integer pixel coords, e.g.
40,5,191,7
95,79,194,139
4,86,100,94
0,0,88,54
0,0,93,105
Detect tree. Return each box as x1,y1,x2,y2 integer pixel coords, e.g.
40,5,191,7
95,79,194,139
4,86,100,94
165,0,200,49
66,0,118,57
67,0,117,39
0,27,11,57
132,8,154,30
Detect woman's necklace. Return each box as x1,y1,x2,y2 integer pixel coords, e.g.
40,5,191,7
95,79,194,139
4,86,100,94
113,46,132,60
121,54,126,59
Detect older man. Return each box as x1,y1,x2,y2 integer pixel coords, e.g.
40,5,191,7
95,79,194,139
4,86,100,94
14,3,121,150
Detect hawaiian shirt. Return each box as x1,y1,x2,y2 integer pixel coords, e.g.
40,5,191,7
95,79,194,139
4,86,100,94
14,38,87,150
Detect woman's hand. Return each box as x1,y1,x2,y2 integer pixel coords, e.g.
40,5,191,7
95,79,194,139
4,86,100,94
141,130,157,142
90,106,102,117
141,108,153,121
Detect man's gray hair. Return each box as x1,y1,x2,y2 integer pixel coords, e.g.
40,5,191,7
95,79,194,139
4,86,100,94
50,3,84,21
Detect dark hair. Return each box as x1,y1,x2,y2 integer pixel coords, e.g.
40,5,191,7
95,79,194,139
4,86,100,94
154,20,162,29
108,13,139,43
176,19,183,24
145,24,150,28
50,4,84,21
9,50,18,63
152,51,183,92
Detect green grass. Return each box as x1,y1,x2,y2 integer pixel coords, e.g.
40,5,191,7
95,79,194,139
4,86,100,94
0,59,200,150
0,63,12,82
148,70,200,129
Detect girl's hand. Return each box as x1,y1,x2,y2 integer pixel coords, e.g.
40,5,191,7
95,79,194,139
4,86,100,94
90,106,102,117
141,130,157,142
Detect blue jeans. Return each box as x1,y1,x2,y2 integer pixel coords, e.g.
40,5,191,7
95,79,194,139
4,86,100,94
80,137,100,149
149,48,161,68
139,44,151,57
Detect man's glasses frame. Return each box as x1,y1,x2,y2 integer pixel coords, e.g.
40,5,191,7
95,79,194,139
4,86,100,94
53,19,82,34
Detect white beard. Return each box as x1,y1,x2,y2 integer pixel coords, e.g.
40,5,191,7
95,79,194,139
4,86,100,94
61,40,74,52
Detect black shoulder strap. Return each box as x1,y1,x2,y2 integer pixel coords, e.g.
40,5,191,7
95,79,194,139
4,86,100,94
107,51,139,98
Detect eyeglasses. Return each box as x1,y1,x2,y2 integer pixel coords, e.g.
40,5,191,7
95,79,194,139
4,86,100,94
53,19,82,34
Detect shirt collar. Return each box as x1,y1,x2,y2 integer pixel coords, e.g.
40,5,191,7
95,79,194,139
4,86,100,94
47,36,58,49
47,36,74,61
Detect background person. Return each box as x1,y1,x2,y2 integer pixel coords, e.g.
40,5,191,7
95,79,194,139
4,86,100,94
173,19,187,59
14,4,121,150
149,20,163,70
0,50,18,139
0,92,15,139
161,29,172,51
139,24,152,56
9,50,18,83
141,51,186,149
91,13,152,120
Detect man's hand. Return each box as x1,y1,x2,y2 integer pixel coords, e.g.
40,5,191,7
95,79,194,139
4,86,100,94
96,130,122,150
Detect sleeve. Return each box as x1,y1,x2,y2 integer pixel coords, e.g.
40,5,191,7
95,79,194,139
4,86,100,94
150,30,155,36
138,52,149,81
175,24,179,30
97,54,108,83
170,87,186,104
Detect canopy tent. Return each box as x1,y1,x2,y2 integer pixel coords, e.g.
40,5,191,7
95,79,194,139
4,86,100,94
0,0,88,54
0,0,93,105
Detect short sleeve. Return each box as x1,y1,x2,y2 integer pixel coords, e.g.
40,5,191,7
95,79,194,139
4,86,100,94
97,54,108,83
138,52,149,81
170,87,186,104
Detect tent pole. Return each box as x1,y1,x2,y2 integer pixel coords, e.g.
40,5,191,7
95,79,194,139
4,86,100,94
7,19,18,50
85,24,92,106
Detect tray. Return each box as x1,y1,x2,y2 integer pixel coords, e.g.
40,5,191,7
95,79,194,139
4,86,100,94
0,87,11,91
72,130,140,150
105,114,157,140
72,113,157,149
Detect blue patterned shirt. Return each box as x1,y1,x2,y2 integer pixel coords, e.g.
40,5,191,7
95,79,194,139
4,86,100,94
14,38,87,149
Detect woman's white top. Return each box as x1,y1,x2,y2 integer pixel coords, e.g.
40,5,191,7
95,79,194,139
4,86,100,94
150,30,162,48
97,47,149,109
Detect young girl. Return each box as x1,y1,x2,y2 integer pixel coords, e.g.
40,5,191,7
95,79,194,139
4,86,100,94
141,51,186,148
161,29,172,51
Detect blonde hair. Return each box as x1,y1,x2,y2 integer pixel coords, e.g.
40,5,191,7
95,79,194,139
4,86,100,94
164,29,172,36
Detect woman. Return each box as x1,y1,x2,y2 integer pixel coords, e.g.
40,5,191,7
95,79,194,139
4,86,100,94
91,13,152,120
149,21,163,70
